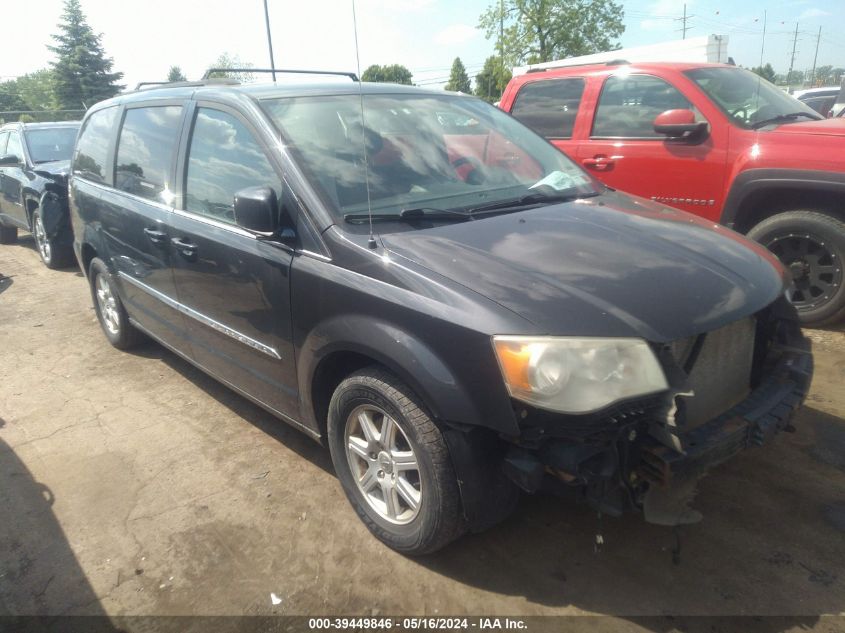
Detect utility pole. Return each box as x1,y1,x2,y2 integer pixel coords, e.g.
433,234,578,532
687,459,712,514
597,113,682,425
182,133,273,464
499,0,504,91
759,10,767,69
810,26,821,87
787,22,799,86
262,0,277,82
675,4,693,39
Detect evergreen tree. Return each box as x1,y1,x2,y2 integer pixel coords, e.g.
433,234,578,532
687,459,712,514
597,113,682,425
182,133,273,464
444,57,472,93
167,66,187,82
49,0,123,109
474,56,511,103
751,63,776,84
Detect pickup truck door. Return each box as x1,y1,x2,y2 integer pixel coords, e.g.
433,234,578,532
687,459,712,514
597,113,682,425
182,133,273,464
168,104,299,420
575,73,728,221
0,131,27,227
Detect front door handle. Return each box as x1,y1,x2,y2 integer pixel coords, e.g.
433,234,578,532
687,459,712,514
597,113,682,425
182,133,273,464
581,155,615,171
143,227,168,246
171,237,198,261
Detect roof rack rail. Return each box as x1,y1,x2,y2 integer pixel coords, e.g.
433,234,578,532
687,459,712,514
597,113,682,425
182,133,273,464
201,67,359,82
524,59,630,74
128,79,240,93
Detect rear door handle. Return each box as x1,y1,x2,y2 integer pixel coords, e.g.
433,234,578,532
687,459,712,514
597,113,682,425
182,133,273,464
171,237,198,260
581,155,615,171
143,227,168,246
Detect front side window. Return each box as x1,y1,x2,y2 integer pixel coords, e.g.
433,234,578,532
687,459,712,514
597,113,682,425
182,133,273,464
74,107,119,184
185,108,279,223
25,126,80,164
5,132,23,161
685,67,821,129
262,93,598,229
511,78,586,138
0,132,9,156
115,106,183,202
592,75,696,138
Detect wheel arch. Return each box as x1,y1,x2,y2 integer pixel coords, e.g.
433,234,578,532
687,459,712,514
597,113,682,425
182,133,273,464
722,169,845,234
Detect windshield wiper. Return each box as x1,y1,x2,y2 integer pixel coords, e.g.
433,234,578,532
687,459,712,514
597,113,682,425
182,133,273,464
344,207,471,224
467,190,599,215
750,111,821,130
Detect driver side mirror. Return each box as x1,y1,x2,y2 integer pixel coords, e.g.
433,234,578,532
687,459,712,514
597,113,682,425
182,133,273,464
0,154,21,166
233,186,279,236
653,109,708,140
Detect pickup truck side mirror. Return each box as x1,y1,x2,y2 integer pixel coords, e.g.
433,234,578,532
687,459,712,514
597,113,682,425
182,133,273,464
0,154,21,166
233,186,279,235
653,109,708,140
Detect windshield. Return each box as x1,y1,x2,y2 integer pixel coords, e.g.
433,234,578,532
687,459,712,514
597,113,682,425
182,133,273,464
685,67,821,129
262,93,598,224
24,126,80,163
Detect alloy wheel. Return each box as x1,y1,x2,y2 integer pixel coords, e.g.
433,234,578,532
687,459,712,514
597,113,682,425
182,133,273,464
344,404,422,525
767,231,842,312
33,214,51,263
95,274,121,336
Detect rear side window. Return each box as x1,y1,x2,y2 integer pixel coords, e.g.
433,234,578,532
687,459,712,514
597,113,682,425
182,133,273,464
115,106,183,203
184,108,278,223
592,75,694,138
74,106,119,183
511,78,585,139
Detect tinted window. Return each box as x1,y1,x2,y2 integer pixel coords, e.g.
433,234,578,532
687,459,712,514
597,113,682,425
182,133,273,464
115,106,182,202
5,132,23,160
25,126,80,163
511,78,585,138
0,132,8,155
185,108,278,223
592,75,694,138
74,107,119,183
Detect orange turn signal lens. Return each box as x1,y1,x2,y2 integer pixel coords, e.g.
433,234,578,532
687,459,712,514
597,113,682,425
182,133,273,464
493,339,532,392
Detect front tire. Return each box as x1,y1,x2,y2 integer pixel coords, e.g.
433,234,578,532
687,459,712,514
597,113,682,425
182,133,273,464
32,210,74,269
327,367,466,555
88,258,143,350
748,210,845,327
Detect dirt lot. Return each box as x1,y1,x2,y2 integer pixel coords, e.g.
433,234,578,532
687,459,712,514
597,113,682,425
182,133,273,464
1,234,844,630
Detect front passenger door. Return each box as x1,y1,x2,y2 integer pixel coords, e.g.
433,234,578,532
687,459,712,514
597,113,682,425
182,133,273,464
169,105,299,418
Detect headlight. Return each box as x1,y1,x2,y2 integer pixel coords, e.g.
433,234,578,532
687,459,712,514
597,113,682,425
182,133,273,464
492,336,668,414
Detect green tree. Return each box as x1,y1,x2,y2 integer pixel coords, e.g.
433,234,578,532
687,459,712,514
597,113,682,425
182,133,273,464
361,64,413,85
786,69,805,86
474,56,512,103
444,57,472,93
0,80,28,113
206,53,254,81
479,0,624,67
49,0,123,109
751,63,776,83
167,66,187,82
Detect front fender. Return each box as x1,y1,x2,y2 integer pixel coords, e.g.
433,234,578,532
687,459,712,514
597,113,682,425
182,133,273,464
298,315,518,437
39,191,69,238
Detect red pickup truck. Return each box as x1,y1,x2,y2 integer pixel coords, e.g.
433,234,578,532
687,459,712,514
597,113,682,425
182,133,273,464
500,62,845,326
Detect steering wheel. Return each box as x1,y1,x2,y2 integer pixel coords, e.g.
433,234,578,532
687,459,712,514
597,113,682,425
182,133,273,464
451,156,487,184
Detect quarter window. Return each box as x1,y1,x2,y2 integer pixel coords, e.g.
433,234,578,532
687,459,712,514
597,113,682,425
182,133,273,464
184,108,278,223
511,78,585,139
592,75,695,138
115,106,183,202
74,106,119,184
5,132,23,161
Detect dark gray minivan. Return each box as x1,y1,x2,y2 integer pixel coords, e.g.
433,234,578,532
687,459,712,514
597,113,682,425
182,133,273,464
69,76,812,554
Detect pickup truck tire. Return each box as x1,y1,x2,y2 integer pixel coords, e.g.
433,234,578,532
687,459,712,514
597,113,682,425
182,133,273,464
88,258,144,350
0,225,17,244
747,210,845,327
32,210,74,269
327,366,466,555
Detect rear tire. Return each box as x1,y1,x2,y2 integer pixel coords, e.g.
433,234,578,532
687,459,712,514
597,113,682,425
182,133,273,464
88,258,143,350
0,225,17,244
327,366,466,555
747,210,845,327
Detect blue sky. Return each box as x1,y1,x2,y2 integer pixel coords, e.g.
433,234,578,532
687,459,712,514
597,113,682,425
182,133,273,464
3,0,844,90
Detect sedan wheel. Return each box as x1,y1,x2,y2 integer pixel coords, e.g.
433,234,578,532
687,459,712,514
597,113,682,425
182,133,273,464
33,212,52,265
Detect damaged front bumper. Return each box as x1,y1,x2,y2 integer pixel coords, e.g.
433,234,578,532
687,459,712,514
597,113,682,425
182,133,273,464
501,299,813,526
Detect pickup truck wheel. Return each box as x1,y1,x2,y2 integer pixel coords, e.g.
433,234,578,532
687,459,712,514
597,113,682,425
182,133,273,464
89,258,143,349
32,210,74,269
747,210,845,327
327,366,466,555
0,225,17,244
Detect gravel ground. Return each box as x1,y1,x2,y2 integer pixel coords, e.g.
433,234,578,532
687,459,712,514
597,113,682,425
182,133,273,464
1,234,844,631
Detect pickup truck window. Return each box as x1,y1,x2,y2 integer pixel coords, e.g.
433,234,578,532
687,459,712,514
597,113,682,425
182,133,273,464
74,106,119,184
115,106,182,203
511,78,585,139
592,74,693,138
185,108,279,224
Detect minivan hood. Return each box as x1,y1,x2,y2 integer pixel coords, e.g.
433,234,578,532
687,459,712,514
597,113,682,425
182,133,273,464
381,193,786,343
